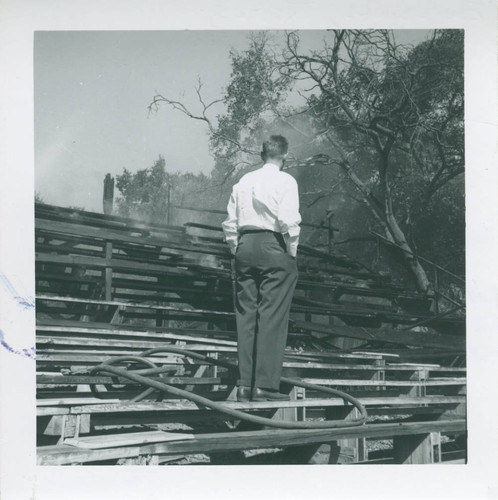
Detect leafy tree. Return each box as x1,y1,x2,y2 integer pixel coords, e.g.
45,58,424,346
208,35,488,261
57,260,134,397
115,156,214,226
115,156,169,223
278,30,464,292
149,30,464,293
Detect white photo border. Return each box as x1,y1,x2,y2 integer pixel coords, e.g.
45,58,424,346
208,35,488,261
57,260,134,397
0,0,497,499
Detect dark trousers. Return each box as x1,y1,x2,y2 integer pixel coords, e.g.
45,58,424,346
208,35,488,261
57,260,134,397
234,231,298,390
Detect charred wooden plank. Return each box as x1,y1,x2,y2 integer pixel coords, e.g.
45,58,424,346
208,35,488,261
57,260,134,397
36,295,233,317
36,253,227,278
59,395,465,415
36,419,466,465
295,320,465,350
36,219,228,257
36,375,221,385
35,204,186,235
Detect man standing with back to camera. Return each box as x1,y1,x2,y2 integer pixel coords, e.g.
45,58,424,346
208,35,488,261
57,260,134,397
222,135,301,402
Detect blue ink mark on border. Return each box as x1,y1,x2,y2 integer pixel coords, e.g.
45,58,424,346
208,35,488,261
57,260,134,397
0,272,35,309
0,329,44,360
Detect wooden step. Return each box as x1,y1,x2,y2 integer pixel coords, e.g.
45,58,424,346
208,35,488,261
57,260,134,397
296,320,465,350
37,418,466,465
36,395,466,416
64,430,194,449
36,373,466,388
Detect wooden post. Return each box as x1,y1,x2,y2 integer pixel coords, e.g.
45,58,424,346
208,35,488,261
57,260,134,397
274,387,299,423
283,405,360,464
209,353,219,393
334,406,364,463
327,211,334,254
295,387,306,422
391,365,436,463
155,309,163,328
416,368,428,398
393,433,435,464
434,269,440,314
431,432,442,463
110,305,123,324
105,241,113,301
403,367,428,398
103,174,114,215
374,358,386,385
439,382,466,419
437,381,467,462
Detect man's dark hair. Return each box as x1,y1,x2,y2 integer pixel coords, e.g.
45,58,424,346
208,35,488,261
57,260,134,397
261,135,289,161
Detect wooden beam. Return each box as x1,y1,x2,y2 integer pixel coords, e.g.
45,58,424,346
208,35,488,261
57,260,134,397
36,323,466,374
36,219,227,257
37,375,221,385
36,253,223,278
37,397,122,407
64,430,194,449
36,288,428,326
36,419,466,465
295,320,465,350
298,378,466,387
83,403,462,434
54,395,466,415
36,320,239,343
36,338,238,353
37,407,70,416
36,295,234,318
35,204,186,234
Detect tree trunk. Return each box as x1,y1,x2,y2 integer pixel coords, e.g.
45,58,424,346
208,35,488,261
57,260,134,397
379,150,431,293
338,154,431,293
384,213,431,293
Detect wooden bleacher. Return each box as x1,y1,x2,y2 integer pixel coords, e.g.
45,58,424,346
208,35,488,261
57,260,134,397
35,203,466,465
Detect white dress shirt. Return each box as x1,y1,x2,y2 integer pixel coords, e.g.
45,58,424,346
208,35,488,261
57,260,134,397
222,163,301,257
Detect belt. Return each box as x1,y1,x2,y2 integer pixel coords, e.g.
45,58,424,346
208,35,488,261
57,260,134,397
239,229,280,236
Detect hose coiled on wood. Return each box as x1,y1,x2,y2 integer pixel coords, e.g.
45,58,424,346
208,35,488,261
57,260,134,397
90,346,367,429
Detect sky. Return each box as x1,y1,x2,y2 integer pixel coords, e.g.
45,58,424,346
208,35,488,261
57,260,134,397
34,30,431,212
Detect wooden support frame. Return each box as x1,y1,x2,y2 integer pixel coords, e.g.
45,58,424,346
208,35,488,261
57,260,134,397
39,414,91,439
37,419,466,465
393,432,442,464
105,241,113,301
34,205,467,466
328,406,365,464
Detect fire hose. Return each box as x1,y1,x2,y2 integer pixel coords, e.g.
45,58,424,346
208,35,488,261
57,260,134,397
90,346,367,429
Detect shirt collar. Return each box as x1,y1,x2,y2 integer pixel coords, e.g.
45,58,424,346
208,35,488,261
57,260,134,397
262,162,281,171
